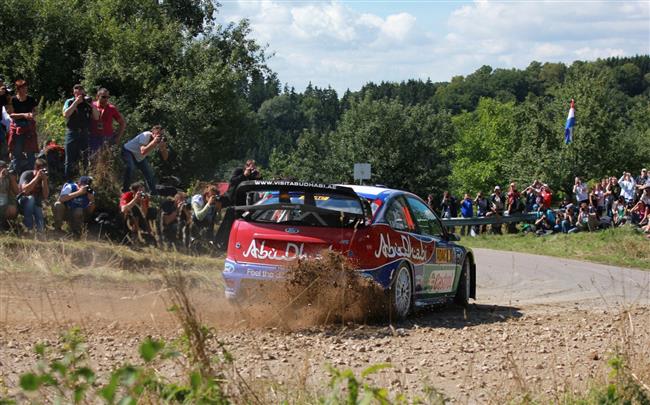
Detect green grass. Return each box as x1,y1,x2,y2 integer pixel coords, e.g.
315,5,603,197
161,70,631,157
462,226,650,270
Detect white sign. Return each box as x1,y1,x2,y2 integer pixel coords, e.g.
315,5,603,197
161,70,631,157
353,163,371,180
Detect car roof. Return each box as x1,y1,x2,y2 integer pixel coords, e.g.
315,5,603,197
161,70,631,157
341,184,399,202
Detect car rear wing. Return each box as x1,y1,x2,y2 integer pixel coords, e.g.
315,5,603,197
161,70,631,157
233,180,373,221
234,180,361,206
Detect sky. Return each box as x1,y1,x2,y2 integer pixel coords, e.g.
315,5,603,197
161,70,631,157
216,0,650,94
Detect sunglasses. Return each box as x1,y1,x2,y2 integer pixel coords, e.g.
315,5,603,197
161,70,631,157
100,95,109,99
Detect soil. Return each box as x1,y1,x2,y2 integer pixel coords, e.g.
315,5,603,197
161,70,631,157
1,249,649,403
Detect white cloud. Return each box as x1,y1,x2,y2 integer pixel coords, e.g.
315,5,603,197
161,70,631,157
216,0,650,93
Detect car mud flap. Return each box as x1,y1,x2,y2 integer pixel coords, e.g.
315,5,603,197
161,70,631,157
470,261,476,299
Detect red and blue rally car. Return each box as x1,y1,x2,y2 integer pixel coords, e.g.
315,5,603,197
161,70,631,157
222,180,476,319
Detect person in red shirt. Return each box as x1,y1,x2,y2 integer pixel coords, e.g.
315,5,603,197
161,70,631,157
120,181,154,243
90,88,125,153
540,184,553,210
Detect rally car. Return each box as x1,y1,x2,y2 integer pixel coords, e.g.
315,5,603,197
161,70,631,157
222,180,476,319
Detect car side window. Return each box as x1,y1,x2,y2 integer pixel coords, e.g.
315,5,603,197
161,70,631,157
384,198,415,232
406,196,444,237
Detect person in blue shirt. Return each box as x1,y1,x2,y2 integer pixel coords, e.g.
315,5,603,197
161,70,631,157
53,175,95,235
460,193,473,236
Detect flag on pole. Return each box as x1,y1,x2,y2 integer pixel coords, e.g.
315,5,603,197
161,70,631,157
564,99,575,145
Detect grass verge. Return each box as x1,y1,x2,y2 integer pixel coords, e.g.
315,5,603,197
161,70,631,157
461,226,650,270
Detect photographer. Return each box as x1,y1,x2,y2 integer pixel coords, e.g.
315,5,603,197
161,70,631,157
121,125,169,194
191,185,220,241
62,84,99,180
160,191,191,249
90,88,125,153
17,158,49,234
53,175,95,235
7,80,38,176
120,182,156,244
0,160,19,230
214,159,262,249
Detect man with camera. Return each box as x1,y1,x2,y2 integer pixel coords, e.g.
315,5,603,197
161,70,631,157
62,84,99,180
53,175,95,235
17,158,49,234
120,181,156,244
0,160,19,230
160,191,191,249
121,125,169,194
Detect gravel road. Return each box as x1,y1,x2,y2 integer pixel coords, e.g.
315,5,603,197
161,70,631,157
1,249,649,403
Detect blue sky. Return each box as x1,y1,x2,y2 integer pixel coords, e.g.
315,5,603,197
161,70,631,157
216,1,650,94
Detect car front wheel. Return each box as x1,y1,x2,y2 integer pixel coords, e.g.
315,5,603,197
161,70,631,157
389,264,412,321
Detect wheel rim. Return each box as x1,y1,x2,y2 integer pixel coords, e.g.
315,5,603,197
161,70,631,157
394,267,411,317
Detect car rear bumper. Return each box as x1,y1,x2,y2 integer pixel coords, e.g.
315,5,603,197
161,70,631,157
222,258,397,299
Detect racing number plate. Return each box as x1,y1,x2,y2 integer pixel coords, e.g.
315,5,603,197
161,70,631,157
435,248,452,264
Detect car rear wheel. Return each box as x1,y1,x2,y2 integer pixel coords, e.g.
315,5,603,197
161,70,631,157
389,264,412,321
454,259,471,307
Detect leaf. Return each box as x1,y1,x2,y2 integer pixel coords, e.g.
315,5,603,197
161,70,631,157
139,338,164,362
75,367,95,383
19,373,41,391
34,343,46,356
117,396,136,405
360,363,391,378
190,371,202,391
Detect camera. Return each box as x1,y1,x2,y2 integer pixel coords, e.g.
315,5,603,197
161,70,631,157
83,96,93,104
0,86,13,97
85,186,94,194
40,168,48,175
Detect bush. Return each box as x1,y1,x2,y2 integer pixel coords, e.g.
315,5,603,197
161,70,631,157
36,101,66,146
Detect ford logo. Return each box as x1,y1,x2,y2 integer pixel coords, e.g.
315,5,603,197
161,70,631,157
285,227,300,234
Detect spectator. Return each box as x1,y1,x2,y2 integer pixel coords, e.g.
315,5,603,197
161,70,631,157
90,88,125,153
629,199,647,226
119,182,155,244
635,168,648,199
426,194,435,212
534,208,556,235
6,80,38,176
121,125,169,194
53,176,95,235
612,196,627,226
0,160,19,229
523,185,537,213
474,191,489,234
17,158,49,234
488,186,505,234
214,159,262,249
573,177,588,206
539,184,553,210
191,185,220,241
62,84,99,180
576,202,598,232
459,193,473,236
505,182,521,233
589,182,605,216
604,176,621,216
561,206,577,233
0,76,12,161
618,172,636,204
159,191,191,249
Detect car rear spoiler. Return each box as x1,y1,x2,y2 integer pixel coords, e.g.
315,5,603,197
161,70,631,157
234,180,361,206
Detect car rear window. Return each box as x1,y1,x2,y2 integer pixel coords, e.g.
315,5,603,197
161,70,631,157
242,191,365,227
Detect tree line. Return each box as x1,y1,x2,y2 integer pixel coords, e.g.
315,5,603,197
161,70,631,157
1,0,648,200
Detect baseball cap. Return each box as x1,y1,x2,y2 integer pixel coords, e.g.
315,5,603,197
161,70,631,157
79,176,93,185
494,185,501,191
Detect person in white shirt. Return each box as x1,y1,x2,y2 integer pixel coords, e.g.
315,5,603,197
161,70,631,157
572,177,588,205
121,125,169,194
618,172,636,204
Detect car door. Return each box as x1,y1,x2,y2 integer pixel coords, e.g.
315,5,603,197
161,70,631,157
404,196,457,298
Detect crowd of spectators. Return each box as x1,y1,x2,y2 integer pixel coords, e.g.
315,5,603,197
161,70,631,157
433,171,650,238
0,78,264,252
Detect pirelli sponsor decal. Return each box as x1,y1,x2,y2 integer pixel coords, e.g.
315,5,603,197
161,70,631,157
435,248,453,264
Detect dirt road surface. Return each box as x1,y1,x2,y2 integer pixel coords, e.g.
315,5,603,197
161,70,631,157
1,249,649,402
